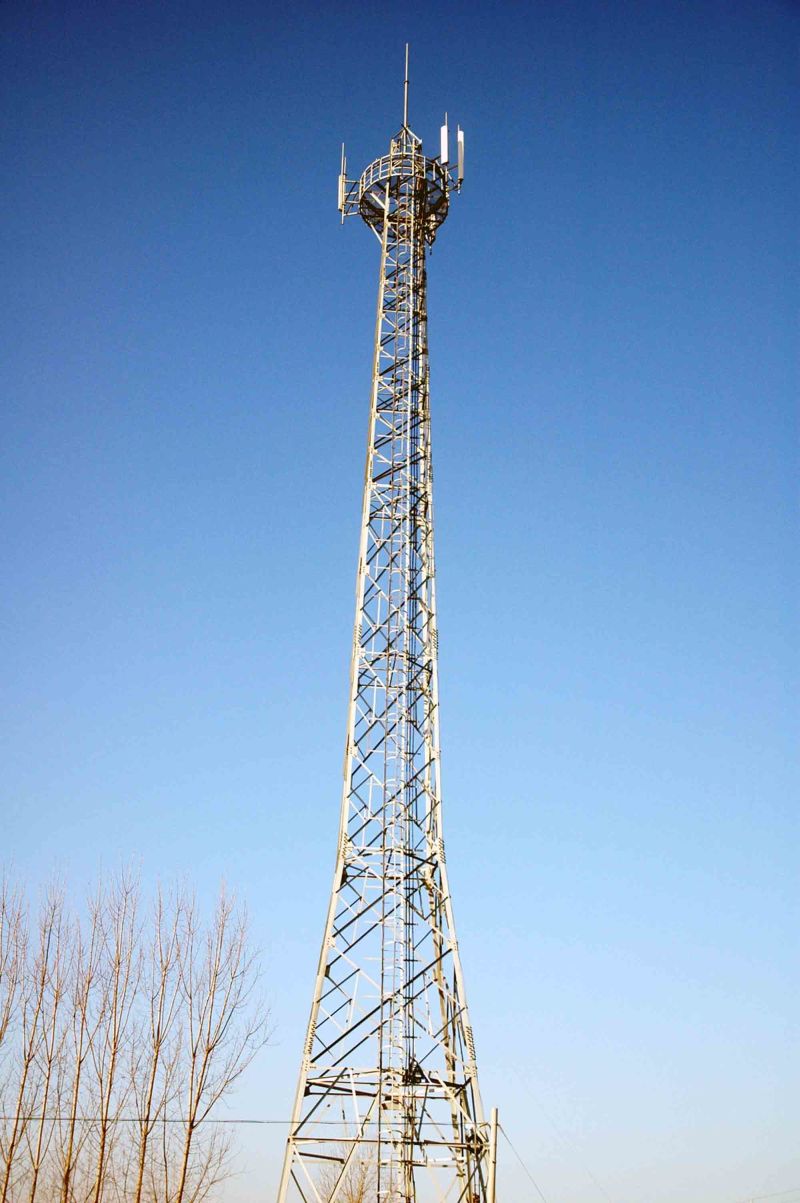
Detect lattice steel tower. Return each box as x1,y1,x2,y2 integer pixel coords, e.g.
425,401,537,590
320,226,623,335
277,51,497,1203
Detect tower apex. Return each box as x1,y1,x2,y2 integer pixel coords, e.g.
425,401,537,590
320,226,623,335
337,50,464,243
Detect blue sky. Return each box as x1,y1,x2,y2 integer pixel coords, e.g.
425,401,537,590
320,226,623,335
1,1,797,1201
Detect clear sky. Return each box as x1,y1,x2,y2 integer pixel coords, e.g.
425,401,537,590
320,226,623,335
1,2,797,1201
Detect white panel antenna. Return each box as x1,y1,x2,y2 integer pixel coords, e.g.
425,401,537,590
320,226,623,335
440,113,449,165
457,126,465,185
338,143,347,212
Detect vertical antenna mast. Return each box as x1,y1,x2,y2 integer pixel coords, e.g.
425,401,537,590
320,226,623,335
403,42,409,126
277,60,489,1203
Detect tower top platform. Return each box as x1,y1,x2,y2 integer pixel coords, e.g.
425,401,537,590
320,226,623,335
353,129,450,243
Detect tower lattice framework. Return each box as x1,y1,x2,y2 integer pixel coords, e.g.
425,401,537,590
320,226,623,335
277,68,496,1203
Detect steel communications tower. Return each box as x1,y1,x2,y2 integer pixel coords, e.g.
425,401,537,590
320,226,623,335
277,51,497,1203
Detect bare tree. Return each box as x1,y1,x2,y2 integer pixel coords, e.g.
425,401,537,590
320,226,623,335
0,873,268,1203
130,885,182,1203
26,888,69,1203
0,886,32,1203
0,879,25,1061
173,889,269,1203
88,873,140,1203
58,882,107,1203
318,1145,378,1203
0,879,27,1186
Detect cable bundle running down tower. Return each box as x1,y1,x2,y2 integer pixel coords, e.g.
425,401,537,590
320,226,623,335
277,50,497,1203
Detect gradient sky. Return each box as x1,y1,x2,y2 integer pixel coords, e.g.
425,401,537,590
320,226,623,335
1,2,798,1202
